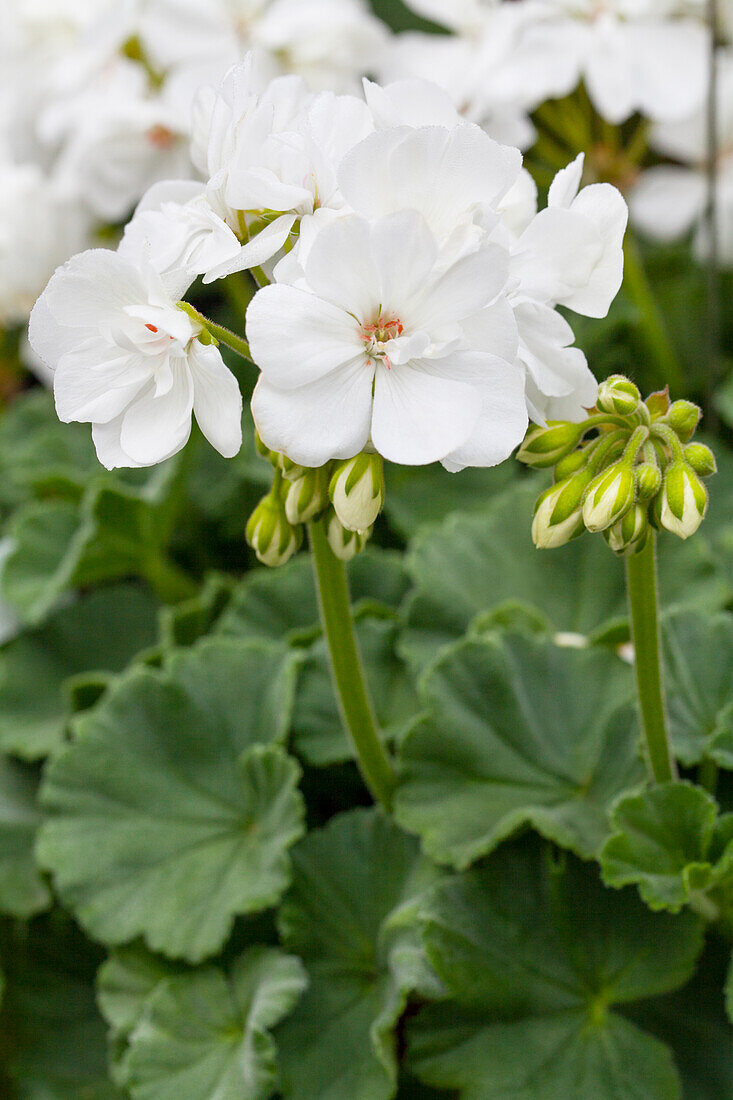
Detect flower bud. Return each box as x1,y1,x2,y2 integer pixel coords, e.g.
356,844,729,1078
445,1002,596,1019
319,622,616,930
683,442,716,478
604,503,649,555
284,467,330,525
254,431,278,466
326,511,371,562
276,453,307,481
531,471,591,549
596,375,641,416
246,493,302,567
516,421,585,468
554,449,588,481
329,453,385,532
666,400,701,443
635,461,662,501
582,463,636,533
660,463,708,540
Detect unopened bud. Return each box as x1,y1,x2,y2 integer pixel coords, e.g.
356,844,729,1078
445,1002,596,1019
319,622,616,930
582,463,636,533
276,453,307,481
329,453,385,532
326,511,371,562
284,467,329,524
635,461,662,501
531,471,591,549
604,504,649,555
683,443,716,478
254,431,278,466
517,421,585,468
660,463,708,540
596,375,641,416
246,494,302,567
666,400,701,443
554,449,588,481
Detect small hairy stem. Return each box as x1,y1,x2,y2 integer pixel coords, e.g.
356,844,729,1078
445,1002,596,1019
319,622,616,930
181,303,252,361
626,534,677,784
623,236,684,393
308,518,397,810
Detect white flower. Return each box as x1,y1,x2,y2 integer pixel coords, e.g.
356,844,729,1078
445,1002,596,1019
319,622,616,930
28,248,242,468
505,0,708,125
189,56,373,275
247,211,527,469
630,48,733,265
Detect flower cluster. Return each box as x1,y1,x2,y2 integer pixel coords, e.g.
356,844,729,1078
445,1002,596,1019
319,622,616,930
1,0,387,345
389,0,709,146
30,58,629,480
519,376,717,553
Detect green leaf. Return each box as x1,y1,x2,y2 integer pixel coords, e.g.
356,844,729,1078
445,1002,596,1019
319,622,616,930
0,584,159,758
97,944,182,1080
726,953,732,1026
217,548,409,643
292,607,420,766
601,782,733,911
662,608,733,767
276,808,444,1100
395,635,641,868
37,638,305,962
625,937,733,1100
409,840,704,1100
401,482,729,672
0,459,191,623
0,756,50,917
119,948,307,1100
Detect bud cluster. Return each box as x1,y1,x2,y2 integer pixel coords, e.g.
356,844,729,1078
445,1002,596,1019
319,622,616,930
517,377,716,555
246,438,385,566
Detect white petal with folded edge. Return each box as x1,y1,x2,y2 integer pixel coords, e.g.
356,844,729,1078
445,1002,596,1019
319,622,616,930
246,284,362,388
42,250,146,329
190,343,243,458
251,357,373,467
441,356,528,471
303,216,381,318
558,183,627,317
54,344,149,424
371,360,481,466
119,360,194,466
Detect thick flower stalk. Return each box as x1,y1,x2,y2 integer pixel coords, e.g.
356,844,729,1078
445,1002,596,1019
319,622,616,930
518,375,717,785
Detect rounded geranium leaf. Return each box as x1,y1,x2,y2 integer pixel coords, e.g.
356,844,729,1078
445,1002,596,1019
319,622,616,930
276,808,445,1100
600,782,727,912
119,948,307,1100
395,634,641,868
37,638,304,962
0,584,159,759
409,840,704,1100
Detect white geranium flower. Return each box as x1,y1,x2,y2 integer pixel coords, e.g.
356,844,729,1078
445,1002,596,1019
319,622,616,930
247,211,527,469
28,249,242,468
505,0,708,125
186,55,373,276
631,49,733,265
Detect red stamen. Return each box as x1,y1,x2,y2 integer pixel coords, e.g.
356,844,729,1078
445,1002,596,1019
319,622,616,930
145,324,158,333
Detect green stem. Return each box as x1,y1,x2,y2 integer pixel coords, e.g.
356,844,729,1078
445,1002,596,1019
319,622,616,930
626,534,677,784
308,518,397,809
698,757,719,794
180,303,252,361
623,236,684,392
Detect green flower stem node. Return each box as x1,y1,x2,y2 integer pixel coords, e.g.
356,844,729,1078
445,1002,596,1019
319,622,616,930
626,534,678,784
177,301,252,361
308,517,396,809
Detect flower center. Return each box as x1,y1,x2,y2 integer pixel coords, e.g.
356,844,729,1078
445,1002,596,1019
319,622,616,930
360,315,404,369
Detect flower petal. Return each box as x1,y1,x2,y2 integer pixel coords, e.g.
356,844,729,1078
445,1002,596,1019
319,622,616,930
246,283,363,388
119,360,194,465
441,355,528,470
189,343,243,458
371,360,481,465
251,357,373,467
303,215,381,318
